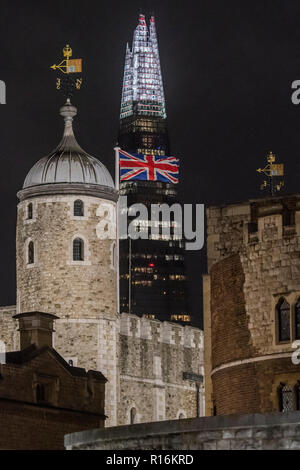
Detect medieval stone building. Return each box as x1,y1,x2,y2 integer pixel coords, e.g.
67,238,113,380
204,195,300,416
0,100,204,428
0,311,106,450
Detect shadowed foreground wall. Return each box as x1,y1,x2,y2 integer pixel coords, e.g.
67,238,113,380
65,411,300,450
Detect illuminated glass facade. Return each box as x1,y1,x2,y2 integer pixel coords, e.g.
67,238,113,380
120,15,166,120
119,14,190,324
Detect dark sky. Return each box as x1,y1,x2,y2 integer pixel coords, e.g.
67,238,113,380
1,0,300,326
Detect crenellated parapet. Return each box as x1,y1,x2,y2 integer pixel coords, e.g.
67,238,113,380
207,195,300,270
119,312,203,348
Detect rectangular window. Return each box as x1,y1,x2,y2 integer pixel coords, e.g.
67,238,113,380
277,298,291,342
278,308,290,342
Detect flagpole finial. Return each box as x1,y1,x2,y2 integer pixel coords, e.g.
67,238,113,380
50,44,83,99
63,44,72,59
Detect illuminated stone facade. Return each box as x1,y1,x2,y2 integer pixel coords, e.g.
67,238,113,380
204,195,300,416
0,99,204,427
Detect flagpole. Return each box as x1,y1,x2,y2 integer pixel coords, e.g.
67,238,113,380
129,237,132,315
114,146,121,315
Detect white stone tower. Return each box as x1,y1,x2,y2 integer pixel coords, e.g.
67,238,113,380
16,100,119,425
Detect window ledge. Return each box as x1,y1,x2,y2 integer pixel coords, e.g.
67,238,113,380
71,216,88,221
67,261,91,266
26,263,37,269
24,219,37,225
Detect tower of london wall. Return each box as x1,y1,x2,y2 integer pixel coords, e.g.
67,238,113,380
205,194,300,416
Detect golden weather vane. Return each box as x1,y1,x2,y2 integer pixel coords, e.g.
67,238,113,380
50,44,83,98
257,151,284,196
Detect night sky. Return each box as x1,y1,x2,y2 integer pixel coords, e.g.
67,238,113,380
1,0,300,326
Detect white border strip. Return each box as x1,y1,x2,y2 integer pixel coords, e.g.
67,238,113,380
211,352,292,376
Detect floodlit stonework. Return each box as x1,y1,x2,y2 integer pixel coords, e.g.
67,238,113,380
0,307,204,426
204,194,300,416
65,411,300,450
16,195,117,317
0,100,205,428
117,314,204,425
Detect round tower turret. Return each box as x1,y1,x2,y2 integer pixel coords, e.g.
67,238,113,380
16,101,118,373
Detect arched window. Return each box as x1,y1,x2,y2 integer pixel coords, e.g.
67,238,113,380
276,298,290,342
130,407,137,424
28,241,34,264
176,409,187,419
74,200,84,217
73,238,84,261
278,383,295,412
295,299,300,340
27,203,33,220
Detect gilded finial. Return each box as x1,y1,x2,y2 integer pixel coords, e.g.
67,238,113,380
257,151,284,196
63,44,72,59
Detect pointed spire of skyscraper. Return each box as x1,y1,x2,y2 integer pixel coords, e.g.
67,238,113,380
120,14,166,120
138,13,147,26
149,15,166,118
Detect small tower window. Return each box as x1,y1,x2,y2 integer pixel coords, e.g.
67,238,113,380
73,238,84,261
296,382,300,411
27,203,33,220
111,241,117,270
278,383,295,412
276,298,290,342
74,200,84,217
295,299,300,340
28,241,34,265
130,407,137,424
36,384,46,404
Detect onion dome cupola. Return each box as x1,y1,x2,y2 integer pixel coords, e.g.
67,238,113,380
19,99,117,202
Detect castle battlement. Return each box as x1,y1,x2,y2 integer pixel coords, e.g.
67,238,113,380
207,194,300,270
119,312,203,348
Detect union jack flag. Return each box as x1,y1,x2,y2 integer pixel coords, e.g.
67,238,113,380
119,149,179,184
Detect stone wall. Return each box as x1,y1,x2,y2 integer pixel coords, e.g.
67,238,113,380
1,401,103,450
65,411,300,450
53,316,119,427
54,313,205,426
0,306,18,353
8,191,204,428
0,345,106,450
16,193,118,426
118,314,204,425
0,307,204,427
16,194,117,318
205,194,300,416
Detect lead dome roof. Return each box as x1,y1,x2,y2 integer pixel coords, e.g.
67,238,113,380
23,100,114,189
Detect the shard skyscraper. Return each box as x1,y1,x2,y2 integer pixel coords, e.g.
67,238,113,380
118,14,190,323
